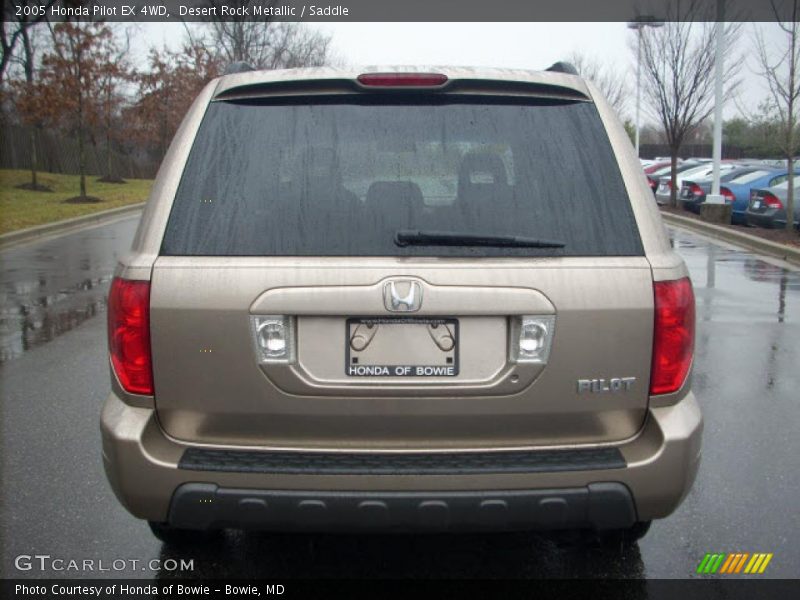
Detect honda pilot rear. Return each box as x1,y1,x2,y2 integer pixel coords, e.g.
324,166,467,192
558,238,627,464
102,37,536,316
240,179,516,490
101,65,702,542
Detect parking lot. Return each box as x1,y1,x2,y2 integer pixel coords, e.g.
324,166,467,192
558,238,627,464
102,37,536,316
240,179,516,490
0,215,798,579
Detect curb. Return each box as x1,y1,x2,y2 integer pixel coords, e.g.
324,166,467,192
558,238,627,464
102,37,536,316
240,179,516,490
661,211,800,266
0,202,145,250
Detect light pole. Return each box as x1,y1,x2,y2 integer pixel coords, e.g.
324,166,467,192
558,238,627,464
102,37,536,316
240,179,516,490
707,0,726,205
627,17,664,158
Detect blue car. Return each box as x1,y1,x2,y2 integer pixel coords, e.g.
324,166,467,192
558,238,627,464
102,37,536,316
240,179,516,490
723,168,798,225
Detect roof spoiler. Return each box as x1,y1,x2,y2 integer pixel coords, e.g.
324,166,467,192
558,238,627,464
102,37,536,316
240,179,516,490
546,62,579,76
224,62,255,75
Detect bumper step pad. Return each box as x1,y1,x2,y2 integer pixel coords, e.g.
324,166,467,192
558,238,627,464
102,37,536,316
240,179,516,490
167,483,637,532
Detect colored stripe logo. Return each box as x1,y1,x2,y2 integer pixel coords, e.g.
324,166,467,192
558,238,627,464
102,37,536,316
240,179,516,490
697,552,773,574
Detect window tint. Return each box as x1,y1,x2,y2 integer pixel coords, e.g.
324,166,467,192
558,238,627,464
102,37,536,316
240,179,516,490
161,97,643,257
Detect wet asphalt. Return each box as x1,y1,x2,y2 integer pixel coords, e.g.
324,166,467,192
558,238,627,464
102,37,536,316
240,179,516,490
0,215,798,580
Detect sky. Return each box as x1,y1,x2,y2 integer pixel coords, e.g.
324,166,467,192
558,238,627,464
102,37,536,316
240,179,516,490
137,21,779,123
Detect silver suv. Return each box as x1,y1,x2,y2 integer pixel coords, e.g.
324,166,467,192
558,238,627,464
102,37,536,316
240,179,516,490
101,65,701,543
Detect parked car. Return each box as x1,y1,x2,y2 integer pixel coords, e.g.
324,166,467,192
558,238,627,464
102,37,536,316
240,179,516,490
655,163,737,205
679,167,773,216
726,169,796,225
646,162,697,194
643,160,673,175
101,64,701,543
745,179,800,229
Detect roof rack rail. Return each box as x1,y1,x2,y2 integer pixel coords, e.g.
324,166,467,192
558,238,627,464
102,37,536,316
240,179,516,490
546,62,579,76
224,62,255,75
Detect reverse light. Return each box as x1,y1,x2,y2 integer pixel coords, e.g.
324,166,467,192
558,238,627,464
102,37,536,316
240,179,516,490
357,72,448,87
251,315,295,363
650,278,695,395
512,316,555,364
107,278,153,395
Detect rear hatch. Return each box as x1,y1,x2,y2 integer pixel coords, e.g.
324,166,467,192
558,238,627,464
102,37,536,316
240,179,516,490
150,78,653,449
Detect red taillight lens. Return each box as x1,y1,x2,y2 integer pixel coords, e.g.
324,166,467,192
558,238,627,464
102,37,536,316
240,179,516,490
763,193,783,209
107,278,153,395
650,278,695,396
357,72,448,87
721,187,735,203
690,183,704,197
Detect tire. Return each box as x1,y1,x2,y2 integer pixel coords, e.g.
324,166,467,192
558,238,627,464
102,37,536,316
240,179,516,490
148,521,220,545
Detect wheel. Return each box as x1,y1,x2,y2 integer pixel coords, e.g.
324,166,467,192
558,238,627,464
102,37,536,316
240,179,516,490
599,521,652,545
148,521,220,545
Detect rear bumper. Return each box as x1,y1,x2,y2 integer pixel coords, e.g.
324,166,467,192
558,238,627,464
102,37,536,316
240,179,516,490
101,391,703,532
168,482,637,532
745,211,777,228
655,192,672,205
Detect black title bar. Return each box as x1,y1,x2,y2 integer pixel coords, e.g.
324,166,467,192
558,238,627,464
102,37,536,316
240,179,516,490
6,0,798,22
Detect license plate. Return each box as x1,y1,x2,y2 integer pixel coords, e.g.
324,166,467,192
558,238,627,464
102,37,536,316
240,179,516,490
345,317,459,377
681,188,691,198
752,201,761,209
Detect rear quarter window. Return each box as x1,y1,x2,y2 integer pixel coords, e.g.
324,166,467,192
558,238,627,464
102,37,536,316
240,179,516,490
161,96,643,257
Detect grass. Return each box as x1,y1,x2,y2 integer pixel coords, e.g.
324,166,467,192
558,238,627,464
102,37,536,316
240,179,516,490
0,169,153,235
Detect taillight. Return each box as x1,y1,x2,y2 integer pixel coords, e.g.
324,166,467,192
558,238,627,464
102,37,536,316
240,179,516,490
357,72,448,87
648,178,657,190
107,277,153,395
763,193,783,209
690,183,704,197
650,278,695,396
721,187,735,203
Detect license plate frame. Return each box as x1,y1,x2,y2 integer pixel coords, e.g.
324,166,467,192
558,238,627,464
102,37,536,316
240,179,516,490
345,316,459,377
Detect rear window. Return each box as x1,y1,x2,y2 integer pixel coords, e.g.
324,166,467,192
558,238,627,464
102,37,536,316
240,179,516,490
161,96,643,257
730,170,772,185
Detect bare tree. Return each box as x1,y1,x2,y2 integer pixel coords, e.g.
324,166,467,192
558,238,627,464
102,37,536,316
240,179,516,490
187,1,331,69
15,22,48,190
638,1,740,207
568,51,628,117
38,22,123,200
0,1,55,117
1,1,52,84
754,1,800,232
96,28,132,182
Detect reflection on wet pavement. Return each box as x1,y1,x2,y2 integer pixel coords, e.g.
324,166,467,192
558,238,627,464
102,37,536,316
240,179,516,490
0,217,139,363
155,530,646,579
670,227,800,325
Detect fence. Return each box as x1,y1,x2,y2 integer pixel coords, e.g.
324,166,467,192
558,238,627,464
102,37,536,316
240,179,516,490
0,125,158,179
639,144,750,161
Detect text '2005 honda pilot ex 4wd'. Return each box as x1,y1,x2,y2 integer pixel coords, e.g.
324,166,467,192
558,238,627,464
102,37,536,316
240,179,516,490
101,64,701,543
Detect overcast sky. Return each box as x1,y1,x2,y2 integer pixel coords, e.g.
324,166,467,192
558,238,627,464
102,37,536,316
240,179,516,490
138,21,779,122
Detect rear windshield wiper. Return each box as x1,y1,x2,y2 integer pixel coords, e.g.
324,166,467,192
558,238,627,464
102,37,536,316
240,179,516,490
395,230,565,249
